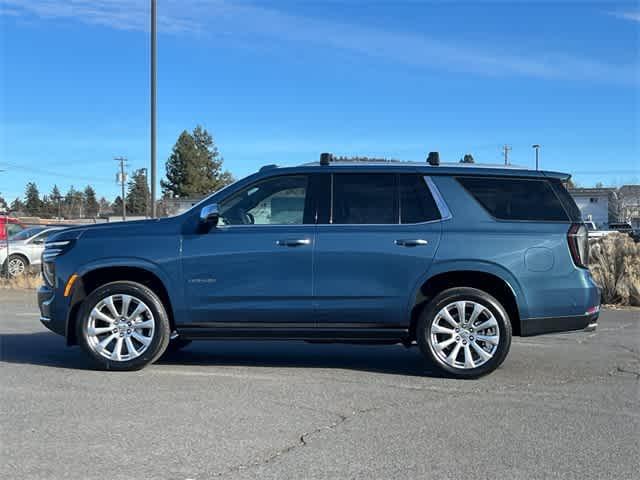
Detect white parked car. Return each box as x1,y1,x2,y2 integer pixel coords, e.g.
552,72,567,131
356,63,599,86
0,226,67,277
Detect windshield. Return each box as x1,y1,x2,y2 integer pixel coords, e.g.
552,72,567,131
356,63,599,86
9,227,45,241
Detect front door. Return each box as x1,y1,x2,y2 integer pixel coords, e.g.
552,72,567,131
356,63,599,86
181,174,316,326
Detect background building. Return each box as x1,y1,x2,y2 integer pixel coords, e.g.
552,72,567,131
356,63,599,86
618,184,640,229
569,187,618,228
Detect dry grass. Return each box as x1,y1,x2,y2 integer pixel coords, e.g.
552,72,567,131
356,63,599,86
589,233,640,306
0,273,42,290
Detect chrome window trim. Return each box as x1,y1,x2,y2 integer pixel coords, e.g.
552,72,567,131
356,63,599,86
208,174,453,229
424,176,452,221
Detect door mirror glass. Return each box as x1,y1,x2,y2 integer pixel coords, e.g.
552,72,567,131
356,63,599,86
199,204,220,227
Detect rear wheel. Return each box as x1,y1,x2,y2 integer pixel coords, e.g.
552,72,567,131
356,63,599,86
77,281,170,371
417,287,512,378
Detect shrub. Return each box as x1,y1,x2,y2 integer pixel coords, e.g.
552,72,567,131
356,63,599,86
589,233,640,306
0,272,42,290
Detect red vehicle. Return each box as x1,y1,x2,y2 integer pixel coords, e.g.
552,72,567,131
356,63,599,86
0,216,26,241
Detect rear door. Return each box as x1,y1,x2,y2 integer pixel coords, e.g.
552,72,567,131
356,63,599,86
313,173,444,327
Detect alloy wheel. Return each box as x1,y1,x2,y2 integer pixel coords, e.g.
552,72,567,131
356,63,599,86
86,294,156,361
8,257,26,277
429,300,500,370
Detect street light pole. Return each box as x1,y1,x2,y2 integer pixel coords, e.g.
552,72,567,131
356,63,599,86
150,0,157,218
532,144,541,170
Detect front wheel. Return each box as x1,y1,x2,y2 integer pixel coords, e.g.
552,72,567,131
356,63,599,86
77,281,171,371
417,287,512,378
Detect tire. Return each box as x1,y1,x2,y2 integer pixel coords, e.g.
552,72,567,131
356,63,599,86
76,281,171,371
5,254,28,277
163,338,192,354
416,287,512,379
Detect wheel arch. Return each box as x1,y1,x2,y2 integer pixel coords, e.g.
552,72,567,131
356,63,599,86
408,264,527,339
6,251,30,265
66,263,176,345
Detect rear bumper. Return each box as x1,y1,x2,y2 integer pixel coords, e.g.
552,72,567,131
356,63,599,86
521,310,599,336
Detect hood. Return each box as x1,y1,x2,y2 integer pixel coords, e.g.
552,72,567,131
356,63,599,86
47,217,181,243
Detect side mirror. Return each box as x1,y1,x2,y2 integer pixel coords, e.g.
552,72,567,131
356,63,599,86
199,204,220,228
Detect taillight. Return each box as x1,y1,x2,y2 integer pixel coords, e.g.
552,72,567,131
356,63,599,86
568,223,589,268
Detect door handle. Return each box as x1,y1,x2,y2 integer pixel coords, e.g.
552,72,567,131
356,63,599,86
276,238,311,247
395,239,428,247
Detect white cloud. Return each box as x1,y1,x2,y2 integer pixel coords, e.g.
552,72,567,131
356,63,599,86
609,9,640,22
1,0,637,85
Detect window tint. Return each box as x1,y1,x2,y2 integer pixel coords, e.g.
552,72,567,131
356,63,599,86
399,175,441,223
31,229,60,243
550,179,582,222
9,226,44,241
332,174,396,224
457,177,569,221
219,175,309,225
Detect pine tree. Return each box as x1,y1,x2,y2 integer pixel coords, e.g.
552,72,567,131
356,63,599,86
161,126,233,198
24,182,42,216
98,197,111,217
10,198,25,214
126,169,150,216
112,196,124,218
0,195,7,212
63,186,82,218
40,195,54,218
83,186,99,218
50,185,63,219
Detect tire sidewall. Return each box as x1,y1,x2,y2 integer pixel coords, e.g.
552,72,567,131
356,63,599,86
417,287,512,378
77,281,170,371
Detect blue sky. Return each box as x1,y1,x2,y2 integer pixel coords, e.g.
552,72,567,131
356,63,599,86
1,0,638,202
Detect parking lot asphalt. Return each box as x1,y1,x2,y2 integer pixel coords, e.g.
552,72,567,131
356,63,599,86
1,289,639,480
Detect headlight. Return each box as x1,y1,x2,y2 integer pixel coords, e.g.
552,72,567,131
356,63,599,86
42,260,55,287
43,240,74,261
42,240,75,287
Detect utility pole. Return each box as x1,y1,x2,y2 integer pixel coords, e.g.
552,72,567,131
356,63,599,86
150,0,157,218
503,144,512,166
532,144,541,170
141,167,149,217
115,156,128,221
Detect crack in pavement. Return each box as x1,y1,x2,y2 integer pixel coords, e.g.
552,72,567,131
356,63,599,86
609,365,640,380
211,404,390,478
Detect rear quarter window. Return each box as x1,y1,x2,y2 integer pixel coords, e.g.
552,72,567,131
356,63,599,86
456,176,570,222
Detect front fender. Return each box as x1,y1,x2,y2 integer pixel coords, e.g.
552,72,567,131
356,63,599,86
65,257,183,341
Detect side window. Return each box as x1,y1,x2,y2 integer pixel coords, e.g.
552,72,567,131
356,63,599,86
31,229,57,244
399,175,441,223
332,174,396,224
457,177,569,221
219,175,309,225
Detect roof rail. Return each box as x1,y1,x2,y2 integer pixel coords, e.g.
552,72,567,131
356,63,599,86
320,152,333,166
427,152,440,166
259,164,278,172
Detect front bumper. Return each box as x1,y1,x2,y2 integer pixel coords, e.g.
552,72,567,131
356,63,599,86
37,285,66,336
521,309,599,336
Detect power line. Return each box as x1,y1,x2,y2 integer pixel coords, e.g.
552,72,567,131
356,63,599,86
0,162,114,185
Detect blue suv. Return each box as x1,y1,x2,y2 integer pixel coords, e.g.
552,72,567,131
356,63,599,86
38,155,600,377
